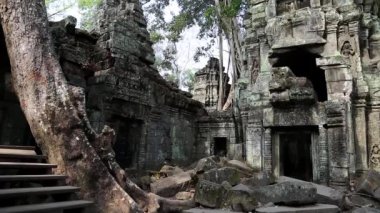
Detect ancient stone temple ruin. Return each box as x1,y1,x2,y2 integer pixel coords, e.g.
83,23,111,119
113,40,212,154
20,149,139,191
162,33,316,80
0,0,379,192
236,0,380,186
193,57,230,111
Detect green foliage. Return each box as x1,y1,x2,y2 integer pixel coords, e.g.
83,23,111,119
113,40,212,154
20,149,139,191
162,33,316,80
221,0,242,18
77,0,101,9
150,31,165,43
182,69,196,92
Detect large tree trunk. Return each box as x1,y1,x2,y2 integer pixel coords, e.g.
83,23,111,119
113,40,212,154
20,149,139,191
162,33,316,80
0,1,138,212
0,1,196,212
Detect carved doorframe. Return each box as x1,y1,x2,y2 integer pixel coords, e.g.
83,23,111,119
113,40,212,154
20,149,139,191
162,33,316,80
271,128,320,182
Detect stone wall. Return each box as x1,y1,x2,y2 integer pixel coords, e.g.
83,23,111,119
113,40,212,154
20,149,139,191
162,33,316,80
234,0,380,187
47,0,205,170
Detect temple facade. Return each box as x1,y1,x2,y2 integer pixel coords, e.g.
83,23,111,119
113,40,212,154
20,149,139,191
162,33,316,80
197,0,380,187
0,0,379,190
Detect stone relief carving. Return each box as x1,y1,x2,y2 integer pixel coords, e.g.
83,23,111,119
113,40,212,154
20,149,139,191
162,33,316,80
268,67,316,104
251,58,260,84
370,144,380,168
341,41,355,57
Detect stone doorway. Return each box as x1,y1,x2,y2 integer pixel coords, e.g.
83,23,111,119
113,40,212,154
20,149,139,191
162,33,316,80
280,132,313,181
273,129,317,182
114,119,143,169
213,137,227,157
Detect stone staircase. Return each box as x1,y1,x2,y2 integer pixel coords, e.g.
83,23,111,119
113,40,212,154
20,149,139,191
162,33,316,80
0,145,93,213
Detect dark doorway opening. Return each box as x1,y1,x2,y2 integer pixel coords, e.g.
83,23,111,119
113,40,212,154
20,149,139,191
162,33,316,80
279,132,313,181
114,119,143,169
272,48,328,102
0,25,36,147
213,137,227,156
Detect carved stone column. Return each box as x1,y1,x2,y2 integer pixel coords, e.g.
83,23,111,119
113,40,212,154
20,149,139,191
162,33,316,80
325,101,350,187
354,99,368,174
367,102,380,171
317,56,353,187
323,9,341,57
263,128,272,173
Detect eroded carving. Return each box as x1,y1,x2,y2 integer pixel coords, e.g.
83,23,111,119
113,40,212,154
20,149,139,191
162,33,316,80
269,67,316,104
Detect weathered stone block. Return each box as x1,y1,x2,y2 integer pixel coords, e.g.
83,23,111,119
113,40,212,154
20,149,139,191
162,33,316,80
194,180,228,208
202,167,242,186
195,156,219,173
224,184,258,212
241,171,275,187
150,171,192,197
251,181,317,206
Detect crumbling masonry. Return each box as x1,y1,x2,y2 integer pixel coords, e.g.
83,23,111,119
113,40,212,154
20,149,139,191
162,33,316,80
0,0,379,189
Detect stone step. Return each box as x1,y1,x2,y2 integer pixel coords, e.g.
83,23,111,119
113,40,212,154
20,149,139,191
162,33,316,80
0,149,36,156
0,175,67,182
0,162,57,169
0,186,79,198
256,204,340,213
0,153,46,160
0,200,93,213
0,145,35,150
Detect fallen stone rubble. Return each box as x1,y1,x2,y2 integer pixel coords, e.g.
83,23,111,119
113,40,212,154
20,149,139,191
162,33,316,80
136,156,380,212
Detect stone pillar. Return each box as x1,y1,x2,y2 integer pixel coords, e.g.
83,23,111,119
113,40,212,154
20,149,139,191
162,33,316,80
263,128,272,173
317,56,353,187
318,124,329,184
367,102,380,171
245,110,263,170
325,101,350,187
323,9,341,57
354,99,368,174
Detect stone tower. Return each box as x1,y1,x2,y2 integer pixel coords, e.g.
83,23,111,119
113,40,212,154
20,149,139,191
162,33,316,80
193,58,229,111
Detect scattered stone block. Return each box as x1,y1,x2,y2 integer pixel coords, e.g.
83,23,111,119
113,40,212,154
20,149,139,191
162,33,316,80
357,170,380,201
226,160,254,173
241,171,275,187
202,167,242,186
195,156,219,173
159,165,184,177
175,191,194,200
150,171,192,197
224,184,258,212
194,180,228,208
277,176,343,205
251,181,317,206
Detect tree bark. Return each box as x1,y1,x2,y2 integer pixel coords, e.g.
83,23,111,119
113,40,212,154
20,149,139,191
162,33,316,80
215,0,225,111
0,1,139,212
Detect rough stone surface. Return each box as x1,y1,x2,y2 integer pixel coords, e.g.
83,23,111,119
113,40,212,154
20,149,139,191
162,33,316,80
352,207,380,213
184,208,236,213
241,172,275,187
201,167,242,186
194,180,228,208
256,204,340,213
225,160,254,173
175,191,194,201
195,156,219,173
159,165,184,177
251,181,317,206
150,171,192,197
278,176,343,205
224,184,258,212
357,170,380,200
